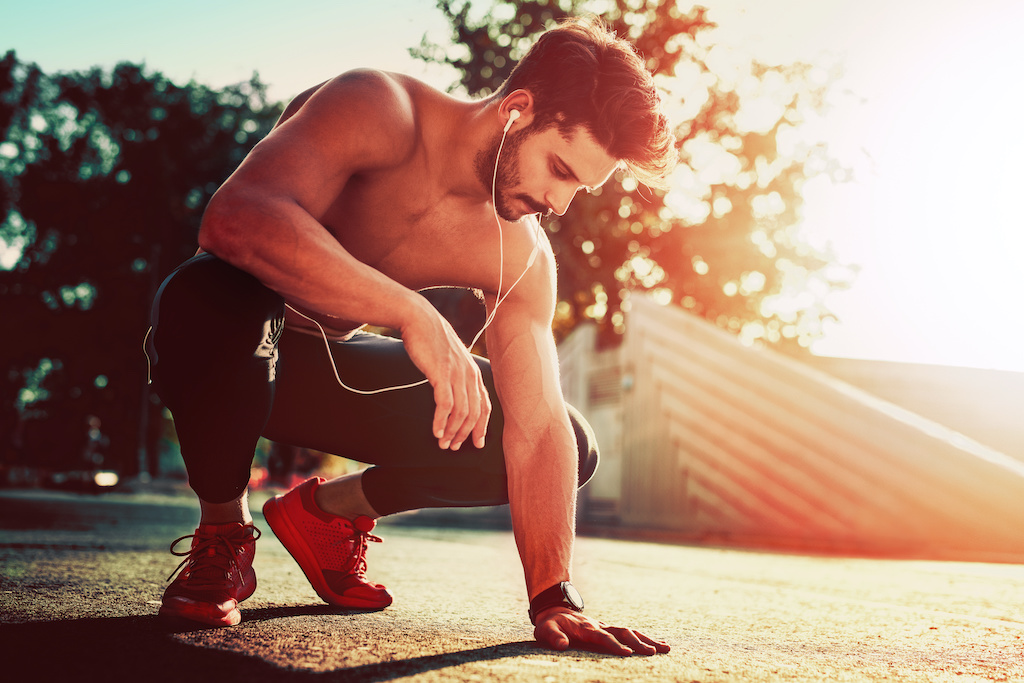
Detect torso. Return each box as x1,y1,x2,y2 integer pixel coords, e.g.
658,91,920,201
274,74,543,338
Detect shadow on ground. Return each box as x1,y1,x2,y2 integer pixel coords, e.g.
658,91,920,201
2,610,542,682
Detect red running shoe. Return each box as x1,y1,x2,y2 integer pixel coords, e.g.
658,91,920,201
262,477,393,609
159,522,260,626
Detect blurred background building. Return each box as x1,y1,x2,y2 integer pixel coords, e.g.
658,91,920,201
561,295,1024,561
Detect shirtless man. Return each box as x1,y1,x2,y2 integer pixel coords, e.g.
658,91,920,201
148,18,675,656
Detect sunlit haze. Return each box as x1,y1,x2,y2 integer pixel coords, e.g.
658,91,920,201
4,0,1023,371
708,0,1024,373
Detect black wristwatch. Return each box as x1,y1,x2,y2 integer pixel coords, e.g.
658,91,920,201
529,581,584,625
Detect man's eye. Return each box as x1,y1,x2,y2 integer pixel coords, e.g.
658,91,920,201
554,166,569,180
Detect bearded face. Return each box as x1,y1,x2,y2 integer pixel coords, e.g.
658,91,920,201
474,127,549,222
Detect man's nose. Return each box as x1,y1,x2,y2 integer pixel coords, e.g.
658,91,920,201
547,184,579,216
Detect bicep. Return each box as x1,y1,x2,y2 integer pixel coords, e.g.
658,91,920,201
485,251,565,427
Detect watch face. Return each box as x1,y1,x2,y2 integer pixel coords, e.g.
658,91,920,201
562,582,584,610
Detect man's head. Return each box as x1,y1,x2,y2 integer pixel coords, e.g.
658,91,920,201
476,17,676,221
475,119,620,221
498,17,676,189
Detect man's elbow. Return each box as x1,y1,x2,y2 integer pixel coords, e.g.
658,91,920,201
505,419,578,470
197,189,252,264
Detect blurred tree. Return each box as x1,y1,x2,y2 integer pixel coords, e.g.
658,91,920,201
413,0,854,351
0,52,282,477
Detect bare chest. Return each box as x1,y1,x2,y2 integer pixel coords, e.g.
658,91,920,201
319,172,498,292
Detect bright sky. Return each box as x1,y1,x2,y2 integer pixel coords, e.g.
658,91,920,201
4,0,1023,371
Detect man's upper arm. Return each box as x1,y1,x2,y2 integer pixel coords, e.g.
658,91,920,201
485,245,566,436
207,70,416,221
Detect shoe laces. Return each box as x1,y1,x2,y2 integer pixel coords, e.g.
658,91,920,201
166,524,261,587
347,525,382,578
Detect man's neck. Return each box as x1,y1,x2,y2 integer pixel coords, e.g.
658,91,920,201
427,94,500,204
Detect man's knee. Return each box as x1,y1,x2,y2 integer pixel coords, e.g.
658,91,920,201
567,404,599,487
150,254,284,370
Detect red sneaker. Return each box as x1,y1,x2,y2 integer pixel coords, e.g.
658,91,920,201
262,477,393,609
159,522,260,626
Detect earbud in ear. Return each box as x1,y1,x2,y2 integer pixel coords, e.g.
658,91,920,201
504,109,520,133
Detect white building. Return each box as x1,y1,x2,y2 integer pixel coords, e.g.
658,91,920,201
559,296,1024,562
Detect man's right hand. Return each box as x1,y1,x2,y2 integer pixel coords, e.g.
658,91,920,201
534,609,671,656
400,299,491,451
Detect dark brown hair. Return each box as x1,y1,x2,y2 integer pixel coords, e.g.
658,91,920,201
498,16,676,189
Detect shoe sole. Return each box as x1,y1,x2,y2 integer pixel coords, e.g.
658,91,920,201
158,598,241,627
263,496,392,610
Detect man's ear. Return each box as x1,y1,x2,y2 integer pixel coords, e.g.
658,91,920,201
499,89,535,130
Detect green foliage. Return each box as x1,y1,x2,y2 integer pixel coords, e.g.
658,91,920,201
415,0,853,349
0,51,281,474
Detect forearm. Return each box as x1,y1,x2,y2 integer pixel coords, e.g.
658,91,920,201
198,188,421,329
482,245,580,601
493,329,580,599
505,417,579,600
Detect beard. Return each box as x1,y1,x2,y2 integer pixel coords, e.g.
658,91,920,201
474,128,548,221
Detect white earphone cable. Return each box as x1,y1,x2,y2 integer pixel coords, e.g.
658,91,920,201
468,111,541,349
284,302,429,394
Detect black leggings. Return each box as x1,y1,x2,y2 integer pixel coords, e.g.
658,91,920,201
148,253,598,514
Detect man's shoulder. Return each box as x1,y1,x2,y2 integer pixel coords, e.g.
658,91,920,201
289,69,429,167
318,69,445,123
315,69,416,124
326,68,412,99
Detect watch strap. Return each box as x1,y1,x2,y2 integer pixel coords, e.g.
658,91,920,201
529,581,584,625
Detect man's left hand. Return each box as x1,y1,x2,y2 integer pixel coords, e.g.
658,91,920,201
534,608,671,656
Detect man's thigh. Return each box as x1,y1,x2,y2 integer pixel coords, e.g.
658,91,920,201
263,328,506,473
